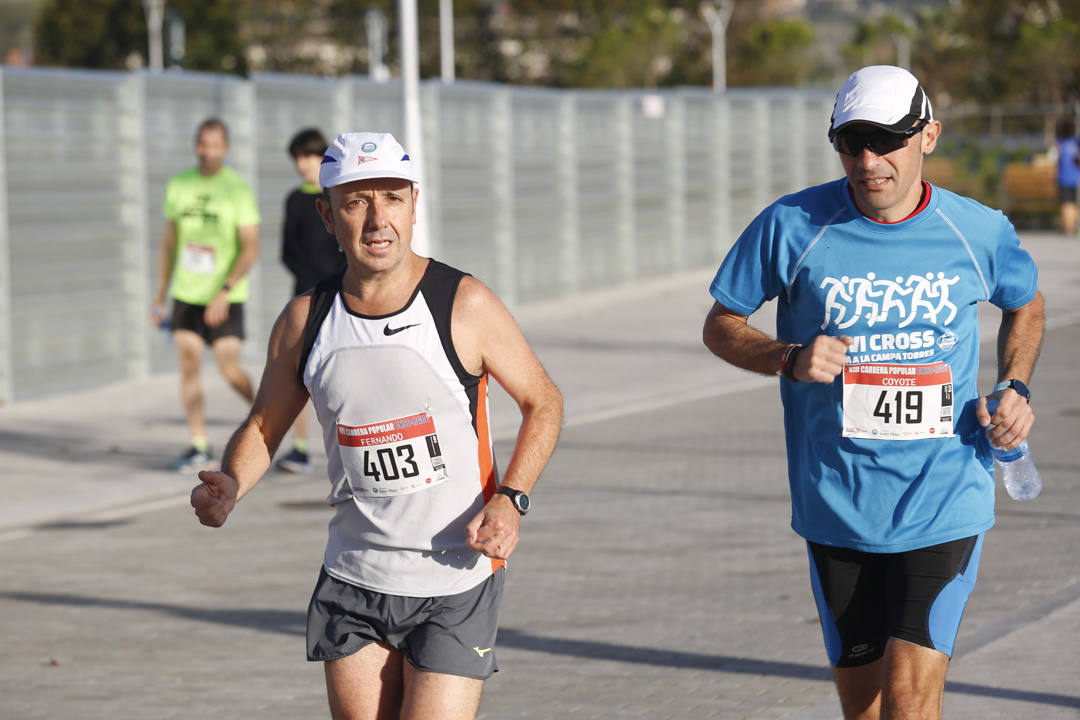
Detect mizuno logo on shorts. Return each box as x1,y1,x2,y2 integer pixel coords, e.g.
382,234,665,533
473,646,492,657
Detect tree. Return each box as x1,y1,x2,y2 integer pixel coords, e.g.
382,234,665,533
34,0,146,70
932,0,1080,106
560,3,687,88
34,0,248,75
841,12,915,70
729,17,819,87
179,0,248,74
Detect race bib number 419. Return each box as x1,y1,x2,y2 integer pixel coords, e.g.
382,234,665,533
337,412,448,496
842,362,954,440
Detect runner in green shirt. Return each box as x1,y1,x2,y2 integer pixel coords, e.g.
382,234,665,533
151,118,261,472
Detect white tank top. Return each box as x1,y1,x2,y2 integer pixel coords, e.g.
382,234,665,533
300,261,503,597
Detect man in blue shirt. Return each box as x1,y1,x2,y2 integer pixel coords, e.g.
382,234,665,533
703,66,1044,720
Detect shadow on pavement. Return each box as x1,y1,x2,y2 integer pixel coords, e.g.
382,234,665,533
498,628,1080,710
4,591,1078,710
0,426,201,473
497,627,832,680
944,681,1080,709
0,591,305,638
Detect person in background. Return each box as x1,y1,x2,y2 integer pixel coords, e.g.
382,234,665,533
276,127,347,473
151,117,260,472
1054,117,1078,235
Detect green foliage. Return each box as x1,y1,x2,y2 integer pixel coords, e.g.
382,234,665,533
176,0,247,74
938,0,1080,105
0,0,38,62
730,18,818,86
561,3,684,88
841,13,912,69
34,0,247,74
34,0,145,69
25,0,1080,102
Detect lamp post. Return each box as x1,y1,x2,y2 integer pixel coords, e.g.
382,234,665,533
440,0,454,84
365,6,391,82
166,9,185,69
398,0,429,255
143,0,165,72
700,0,735,92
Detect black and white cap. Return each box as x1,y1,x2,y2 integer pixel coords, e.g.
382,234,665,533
828,65,934,139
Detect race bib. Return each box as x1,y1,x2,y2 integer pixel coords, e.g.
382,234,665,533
842,362,954,440
179,243,217,275
337,412,448,496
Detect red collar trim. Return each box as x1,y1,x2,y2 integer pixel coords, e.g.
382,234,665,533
848,181,932,224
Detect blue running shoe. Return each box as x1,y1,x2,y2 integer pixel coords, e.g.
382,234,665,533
171,446,212,473
276,447,313,474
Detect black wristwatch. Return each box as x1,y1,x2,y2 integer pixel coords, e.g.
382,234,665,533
993,379,1031,401
495,486,530,516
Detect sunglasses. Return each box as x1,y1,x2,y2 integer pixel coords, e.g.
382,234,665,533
831,119,928,156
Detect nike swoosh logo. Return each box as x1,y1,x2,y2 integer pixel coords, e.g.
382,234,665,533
473,646,492,657
383,323,420,336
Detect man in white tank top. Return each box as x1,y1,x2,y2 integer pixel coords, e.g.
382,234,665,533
190,132,563,720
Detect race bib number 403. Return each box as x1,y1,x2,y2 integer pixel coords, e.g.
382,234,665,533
842,362,954,440
337,412,448,496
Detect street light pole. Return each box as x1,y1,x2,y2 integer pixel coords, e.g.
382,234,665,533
700,0,735,92
895,34,911,70
365,6,391,82
143,0,165,72
166,9,185,69
398,0,430,255
440,0,455,84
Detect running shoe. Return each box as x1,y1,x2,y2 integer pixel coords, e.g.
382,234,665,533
170,446,212,473
276,448,313,474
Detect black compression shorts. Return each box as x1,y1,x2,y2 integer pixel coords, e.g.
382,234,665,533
807,535,983,667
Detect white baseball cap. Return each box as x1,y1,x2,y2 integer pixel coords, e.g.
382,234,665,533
319,131,419,189
828,65,934,139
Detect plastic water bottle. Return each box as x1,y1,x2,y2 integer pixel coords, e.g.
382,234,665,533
986,399,1042,501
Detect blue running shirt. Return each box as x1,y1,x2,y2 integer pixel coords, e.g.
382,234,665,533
1058,136,1079,189
710,179,1038,552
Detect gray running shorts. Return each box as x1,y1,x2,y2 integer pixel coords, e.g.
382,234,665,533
306,566,504,680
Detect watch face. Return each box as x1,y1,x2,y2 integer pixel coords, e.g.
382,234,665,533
498,487,529,514
1012,380,1030,399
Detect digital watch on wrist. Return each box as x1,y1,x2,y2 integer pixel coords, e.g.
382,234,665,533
993,379,1030,401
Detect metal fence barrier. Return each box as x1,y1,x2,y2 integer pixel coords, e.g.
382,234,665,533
0,67,838,403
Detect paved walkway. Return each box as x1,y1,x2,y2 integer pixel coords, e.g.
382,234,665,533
1,233,1078,719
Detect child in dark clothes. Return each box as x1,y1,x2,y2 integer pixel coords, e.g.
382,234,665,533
277,128,347,473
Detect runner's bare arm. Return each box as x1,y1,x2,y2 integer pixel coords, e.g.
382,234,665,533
206,224,261,327
225,224,261,290
978,291,1045,448
191,294,311,527
453,277,563,559
151,220,177,325
702,301,852,383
